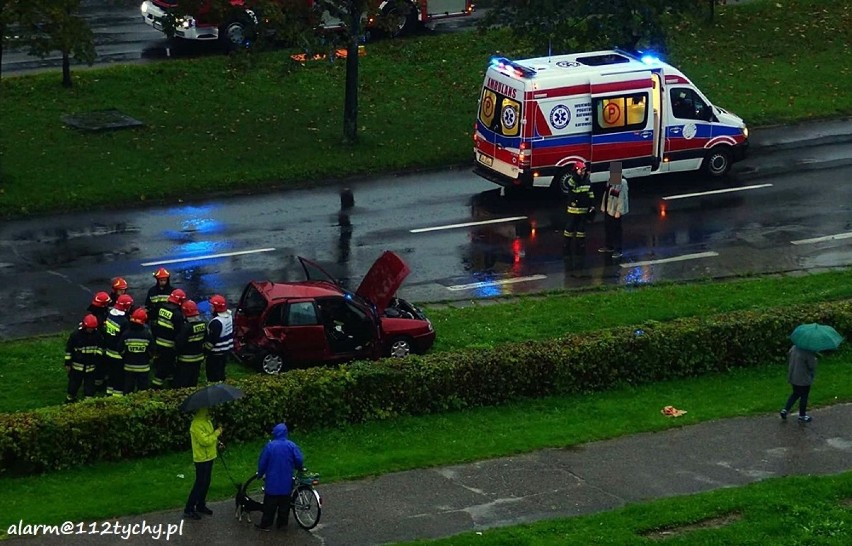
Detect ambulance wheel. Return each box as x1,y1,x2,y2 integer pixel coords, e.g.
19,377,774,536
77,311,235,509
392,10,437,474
702,146,732,177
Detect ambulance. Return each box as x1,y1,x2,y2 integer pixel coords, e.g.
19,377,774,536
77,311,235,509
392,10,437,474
473,50,749,189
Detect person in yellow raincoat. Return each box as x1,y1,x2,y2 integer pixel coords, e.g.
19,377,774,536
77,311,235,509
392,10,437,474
183,408,222,520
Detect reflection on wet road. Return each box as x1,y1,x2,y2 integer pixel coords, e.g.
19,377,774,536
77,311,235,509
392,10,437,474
1,157,850,340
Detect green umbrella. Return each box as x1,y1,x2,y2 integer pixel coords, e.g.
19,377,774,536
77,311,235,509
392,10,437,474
789,323,844,352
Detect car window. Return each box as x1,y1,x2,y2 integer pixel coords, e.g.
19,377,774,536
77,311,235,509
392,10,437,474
239,284,267,317
670,87,709,121
263,304,286,327
287,302,319,326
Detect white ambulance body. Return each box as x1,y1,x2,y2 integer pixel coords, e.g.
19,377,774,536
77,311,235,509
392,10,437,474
473,50,749,189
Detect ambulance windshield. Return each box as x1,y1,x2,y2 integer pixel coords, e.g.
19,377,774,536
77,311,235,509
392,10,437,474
478,86,522,138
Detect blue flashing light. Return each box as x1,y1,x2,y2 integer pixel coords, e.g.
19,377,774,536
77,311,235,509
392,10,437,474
640,54,661,65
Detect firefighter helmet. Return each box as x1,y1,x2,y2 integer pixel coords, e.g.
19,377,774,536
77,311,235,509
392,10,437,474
168,288,187,305
114,294,134,312
82,314,99,329
91,291,111,308
130,308,148,324
181,299,199,317
572,160,588,172
111,277,128,291
210,294,228,313
153,267,170,280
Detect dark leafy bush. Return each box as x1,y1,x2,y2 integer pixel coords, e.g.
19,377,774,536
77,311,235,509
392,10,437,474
1,300,849,475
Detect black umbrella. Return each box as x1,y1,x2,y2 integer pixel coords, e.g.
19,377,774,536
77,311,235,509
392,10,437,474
179,383,244,413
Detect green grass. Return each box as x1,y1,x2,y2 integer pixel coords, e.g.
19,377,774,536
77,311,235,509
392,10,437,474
1,350,850,533
0,0,849,218
399,472,852,545
3,269,851,413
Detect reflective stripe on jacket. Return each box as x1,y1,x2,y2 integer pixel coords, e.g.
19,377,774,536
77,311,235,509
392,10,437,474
205,312,234,353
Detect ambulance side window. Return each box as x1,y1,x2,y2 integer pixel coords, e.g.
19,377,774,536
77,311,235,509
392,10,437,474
670,88,710,121
592,93,648,134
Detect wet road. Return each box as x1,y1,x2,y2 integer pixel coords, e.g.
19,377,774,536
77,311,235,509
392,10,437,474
1,121,851,341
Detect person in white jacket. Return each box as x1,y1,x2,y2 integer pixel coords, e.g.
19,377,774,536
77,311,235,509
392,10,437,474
599,176,629,258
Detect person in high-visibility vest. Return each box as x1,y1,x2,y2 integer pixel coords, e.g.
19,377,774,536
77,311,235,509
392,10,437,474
559,161,596,255
204,294,234,383
151,289,187,388
174,300,207,388
120,308,154,394
64,314,103,403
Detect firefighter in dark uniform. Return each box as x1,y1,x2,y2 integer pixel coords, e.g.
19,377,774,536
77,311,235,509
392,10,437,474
145,268,172,318
86,291,112,392
204,294,233,383
121,308,154,394
64,314,103,403
174,300,208,388
109,277,131,309
103,294,134,396
151,288,187,388
559,161,595,255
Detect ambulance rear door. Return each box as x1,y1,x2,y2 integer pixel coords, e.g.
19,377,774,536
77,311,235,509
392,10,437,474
475,67,526,182
589,71,655,180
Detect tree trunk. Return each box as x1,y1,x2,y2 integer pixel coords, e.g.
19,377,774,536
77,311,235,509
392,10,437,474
342,7,360,145
62,51,72,88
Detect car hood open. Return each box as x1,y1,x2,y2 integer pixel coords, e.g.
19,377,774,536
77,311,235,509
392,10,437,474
298,251,410,313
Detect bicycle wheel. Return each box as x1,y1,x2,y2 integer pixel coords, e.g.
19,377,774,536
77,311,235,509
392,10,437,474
291,485,322,530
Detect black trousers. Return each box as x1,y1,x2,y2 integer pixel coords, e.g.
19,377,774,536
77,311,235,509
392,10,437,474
185,460,214,513
67,369,95,401
259,492,290,529
106,356,125,395
785,384,812,416
173,361,201,389
205,353,228,382
604,214,623,252
152,347,176,387
124,370,149,394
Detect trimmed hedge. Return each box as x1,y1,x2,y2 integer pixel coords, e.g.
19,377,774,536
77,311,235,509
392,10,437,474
2,299,850,476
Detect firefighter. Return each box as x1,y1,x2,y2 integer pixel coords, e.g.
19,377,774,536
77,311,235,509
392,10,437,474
145,268,172,317
121,308,154,394
64,314,103,403
87,291,112,328
86,291,112,391
559,161,596,255
103,294,134,396
174,300,207,388
204,294,233,383
108,277,130,308
151,288,187,389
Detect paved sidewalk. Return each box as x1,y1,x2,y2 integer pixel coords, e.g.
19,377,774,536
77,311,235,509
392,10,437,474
11,403,852,545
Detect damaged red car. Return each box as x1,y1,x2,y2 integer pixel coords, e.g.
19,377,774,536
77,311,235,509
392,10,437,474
234,251,436,374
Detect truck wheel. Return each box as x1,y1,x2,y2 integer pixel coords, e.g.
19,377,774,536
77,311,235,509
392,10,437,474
702,146,732,177
220,17,255,51
383,1,420,37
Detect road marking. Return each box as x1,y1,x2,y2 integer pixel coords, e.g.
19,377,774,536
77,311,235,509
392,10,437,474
411,216,528,233
661,184,773,201
791,232,852,245
141,248,276,267
447,274,547,291
620,251,719,268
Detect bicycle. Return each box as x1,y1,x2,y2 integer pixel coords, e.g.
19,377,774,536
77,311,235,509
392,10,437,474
290,469,322,529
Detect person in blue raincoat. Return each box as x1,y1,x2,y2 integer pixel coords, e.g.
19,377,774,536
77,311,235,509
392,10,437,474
255,423,304,531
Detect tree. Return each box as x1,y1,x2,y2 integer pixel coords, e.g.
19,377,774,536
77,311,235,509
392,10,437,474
18,0,95,88
481,0,704,56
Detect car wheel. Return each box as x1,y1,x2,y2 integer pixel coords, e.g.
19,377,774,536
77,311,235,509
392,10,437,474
221,17,255,51
388,336,413,358
260,352,285,375
702,146,732,177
